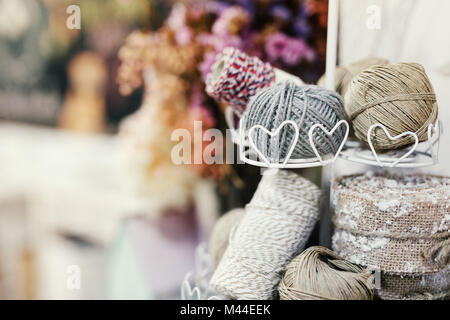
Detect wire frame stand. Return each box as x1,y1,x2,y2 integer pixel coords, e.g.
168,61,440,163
225,91,350,169
340,121,441,168
237,118,349,169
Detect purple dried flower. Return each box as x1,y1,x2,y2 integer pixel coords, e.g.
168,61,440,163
270,5,291,21
199,51,218,81
233,0,254,13
294,15,311,37
265,32,316,66
198,32,243,52
212,6,249,36
205,1,230,15
264,32,289,62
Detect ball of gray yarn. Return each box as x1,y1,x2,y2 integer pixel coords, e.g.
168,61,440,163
242,81,347,162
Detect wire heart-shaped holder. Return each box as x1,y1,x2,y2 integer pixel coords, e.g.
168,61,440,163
180,272,202,300
247,120,299,168
239,119,349,168
180,243,223,300
193,243,213,291
367,124,419,167
309,120,349,164
339,121,441,168
425,120,441,163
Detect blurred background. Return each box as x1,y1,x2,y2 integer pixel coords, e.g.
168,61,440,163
0,0,328,299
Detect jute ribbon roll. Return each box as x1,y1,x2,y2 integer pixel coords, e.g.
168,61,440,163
344,62,438,151
377,270,449,300
332,173,450,299
279,246,374,300
210,169,321,299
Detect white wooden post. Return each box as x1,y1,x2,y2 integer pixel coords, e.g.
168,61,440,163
319,0,339,247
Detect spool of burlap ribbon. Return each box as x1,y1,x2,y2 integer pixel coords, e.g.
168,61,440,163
332,173,450,300
344,62,438,151
377,270,449,300
210,169,321,299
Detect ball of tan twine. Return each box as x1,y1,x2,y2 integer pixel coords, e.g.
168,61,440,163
279,246,374,300
344,62,438,151
209,208,245,269
318,56,389,97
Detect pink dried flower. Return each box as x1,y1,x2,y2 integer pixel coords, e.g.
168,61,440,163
265,32,315,65
197,32,243,52
265,32,288,62
175,26,193,46
281,38,316,65
212,6,249,36
199,51,217,81
167,3,186,30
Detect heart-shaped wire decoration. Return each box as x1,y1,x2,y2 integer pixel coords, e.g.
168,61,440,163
367,124,419,167
426,121,441,163
194,243,212,289
247,120,299,168
180,272,202,300
308,120,349,164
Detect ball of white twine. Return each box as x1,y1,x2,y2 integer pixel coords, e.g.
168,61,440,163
210,169,321,299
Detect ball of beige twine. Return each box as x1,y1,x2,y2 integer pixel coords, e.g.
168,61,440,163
318,56,389,97
278,246,374,300
345,62,438,151
209,208,245,269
